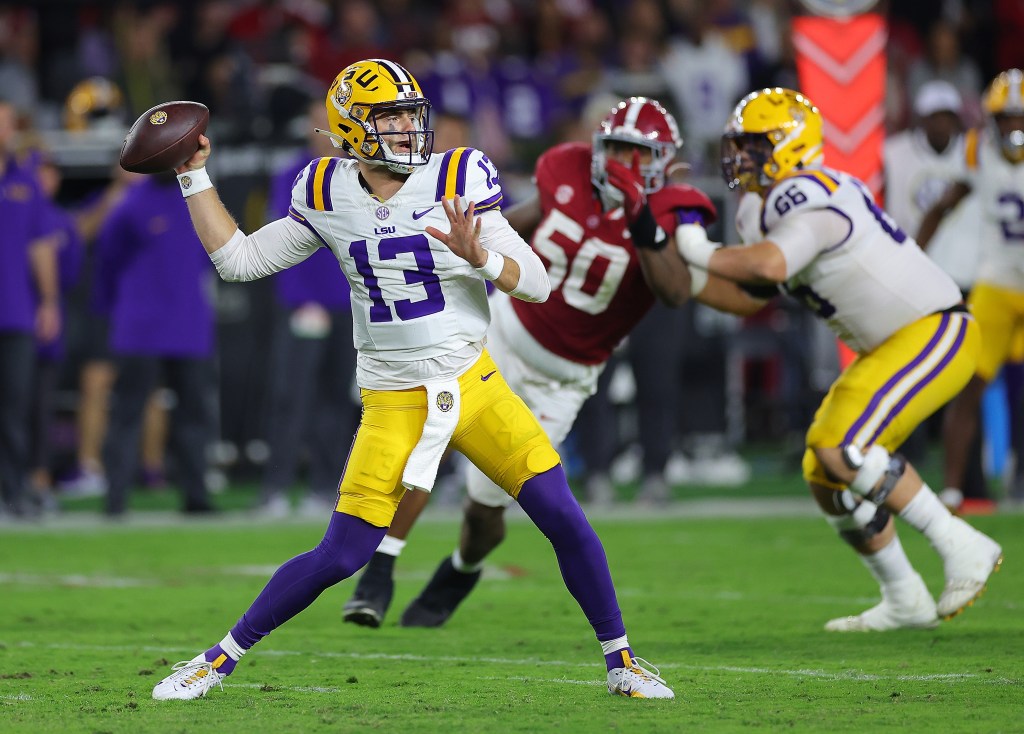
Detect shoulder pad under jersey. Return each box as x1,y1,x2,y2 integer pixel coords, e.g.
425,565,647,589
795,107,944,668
433,147,504,213
761,169,839,230
649,183,718,230
535,142,591,191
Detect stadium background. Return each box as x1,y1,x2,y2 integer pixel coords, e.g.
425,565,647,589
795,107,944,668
6,0,1020,501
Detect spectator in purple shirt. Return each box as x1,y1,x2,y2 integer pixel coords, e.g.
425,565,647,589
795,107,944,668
94,172,218,517
0,99,61,518
28,156,86,513
256,99,357,517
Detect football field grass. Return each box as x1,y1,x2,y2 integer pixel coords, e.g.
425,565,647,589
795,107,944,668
0,504,1020,733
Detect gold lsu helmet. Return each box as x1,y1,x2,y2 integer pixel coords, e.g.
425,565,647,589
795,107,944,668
64,77,124,132
318,58,434,174
983,69,1024,163
721,88,823,193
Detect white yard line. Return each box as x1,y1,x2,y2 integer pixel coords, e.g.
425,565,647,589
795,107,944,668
5,642,1016,686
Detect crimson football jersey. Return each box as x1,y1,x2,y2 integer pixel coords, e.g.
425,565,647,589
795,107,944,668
511,142,715,365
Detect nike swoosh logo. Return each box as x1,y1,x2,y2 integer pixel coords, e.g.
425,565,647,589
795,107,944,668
481,370,496,381
413,207,433,220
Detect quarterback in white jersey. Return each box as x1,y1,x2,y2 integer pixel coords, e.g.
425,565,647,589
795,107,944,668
679,88,1002,633
150,59,674,702
918,69,1024,509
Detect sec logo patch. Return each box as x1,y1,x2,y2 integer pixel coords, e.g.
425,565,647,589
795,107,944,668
555,185,574,205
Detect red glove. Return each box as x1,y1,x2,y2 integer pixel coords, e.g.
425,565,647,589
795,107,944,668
604,150,647,222
604,149,666,250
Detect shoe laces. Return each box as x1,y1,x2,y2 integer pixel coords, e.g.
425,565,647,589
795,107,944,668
627,657,667,686
170,659,225,692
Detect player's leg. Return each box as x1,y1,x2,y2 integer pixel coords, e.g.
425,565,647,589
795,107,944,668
165,357,216,513
102,356,160,517
810,311,1001,626
397,467,511,627
0,333,35,515
342,480,431,627
941,284,1017,507
454,352,673,698
400,354,592,628
258,309,321,515
153,388,423,700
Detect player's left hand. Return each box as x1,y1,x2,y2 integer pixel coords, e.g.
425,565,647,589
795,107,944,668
605,150,647,222
426,194,486,267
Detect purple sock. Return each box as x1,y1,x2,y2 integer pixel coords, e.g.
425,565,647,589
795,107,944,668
516,465,626,667
228,512,387,650
203,644,239,676
604,647,636,672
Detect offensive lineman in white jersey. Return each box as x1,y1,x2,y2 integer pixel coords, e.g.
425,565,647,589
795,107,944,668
918,69,1024,510
151,59,673,701
677,88,1003,631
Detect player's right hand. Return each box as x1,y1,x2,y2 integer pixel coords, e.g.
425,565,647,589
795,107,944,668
426,194,486,267
605,150,647,222
175,134,212,174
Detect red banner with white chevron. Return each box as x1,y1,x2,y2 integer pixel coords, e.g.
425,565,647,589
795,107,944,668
793,13,887,369
792,13,887,200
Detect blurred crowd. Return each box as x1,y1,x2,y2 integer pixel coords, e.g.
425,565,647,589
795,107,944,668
1,0,1023,520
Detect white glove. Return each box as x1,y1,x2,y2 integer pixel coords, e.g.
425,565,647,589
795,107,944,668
687,264,709,297
675,223,720,269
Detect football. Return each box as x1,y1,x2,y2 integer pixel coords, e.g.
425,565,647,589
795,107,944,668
119,101,209,174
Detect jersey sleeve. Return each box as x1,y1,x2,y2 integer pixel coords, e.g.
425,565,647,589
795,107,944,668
434,147,504,213
761,171,840,233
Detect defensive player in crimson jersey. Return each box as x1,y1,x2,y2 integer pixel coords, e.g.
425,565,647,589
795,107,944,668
343,97,766,629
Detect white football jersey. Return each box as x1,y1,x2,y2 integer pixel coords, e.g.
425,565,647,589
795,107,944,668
953,129,1024,291
884,129,981,289
288,147,505,363
737,167,962,353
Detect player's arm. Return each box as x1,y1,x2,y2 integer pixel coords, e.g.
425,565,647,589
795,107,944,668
678,205,846,285
28,233,61,343
694,273,772,316
175,135,320,281
427,195,550,301
604,156,710,305
679,228,788,284
916,181,971,249
174,135,239,254
634,234,695,306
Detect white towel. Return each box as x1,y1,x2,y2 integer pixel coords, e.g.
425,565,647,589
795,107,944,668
401,378,461,492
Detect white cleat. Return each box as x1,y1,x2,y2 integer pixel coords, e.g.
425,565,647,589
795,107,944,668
936,519,1003,620
152,654,226,700
607,658,675,699
825,573,938,632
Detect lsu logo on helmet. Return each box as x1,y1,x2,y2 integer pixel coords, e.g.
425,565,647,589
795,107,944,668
320,58,434,174
983,69,1024,163
721,88,823,193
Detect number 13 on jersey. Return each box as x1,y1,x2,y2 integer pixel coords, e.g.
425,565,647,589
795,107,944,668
349,234,446,322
